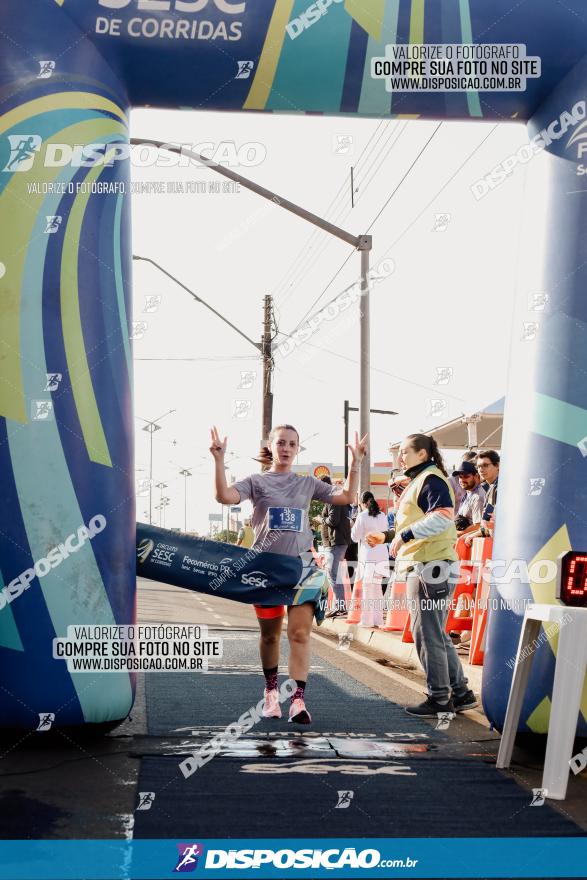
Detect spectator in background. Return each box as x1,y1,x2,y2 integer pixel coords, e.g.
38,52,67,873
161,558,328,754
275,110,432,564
452,461,486,536
345,495,360,584
351,491,389,628
465,450,500,546
449,450,478,509
448,471,465,513
236,517,254,548
319,476,351,618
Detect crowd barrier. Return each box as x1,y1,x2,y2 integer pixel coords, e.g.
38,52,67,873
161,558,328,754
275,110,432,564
325,537,494,667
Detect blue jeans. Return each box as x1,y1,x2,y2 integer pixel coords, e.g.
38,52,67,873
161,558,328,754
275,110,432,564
323,544,348,612
406,561,468,703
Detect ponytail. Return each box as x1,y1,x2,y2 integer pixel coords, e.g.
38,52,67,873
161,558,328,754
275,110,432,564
361,490,381,517
254,445,273,467
254,423,300,468
406,433,448,477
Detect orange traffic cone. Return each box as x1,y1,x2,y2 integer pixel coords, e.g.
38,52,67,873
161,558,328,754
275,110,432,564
382,581,409,631
401,612,414,643
345,578,363,624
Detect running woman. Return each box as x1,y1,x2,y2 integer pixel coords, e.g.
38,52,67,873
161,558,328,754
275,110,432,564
210,424,366,724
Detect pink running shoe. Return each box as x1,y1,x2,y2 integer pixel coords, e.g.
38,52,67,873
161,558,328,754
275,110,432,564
262,688,282,719
288,697,312,725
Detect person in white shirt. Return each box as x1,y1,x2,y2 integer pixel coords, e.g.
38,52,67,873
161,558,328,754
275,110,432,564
351,491,389,628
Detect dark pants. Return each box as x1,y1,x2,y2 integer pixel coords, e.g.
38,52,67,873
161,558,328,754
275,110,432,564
406,561,469,703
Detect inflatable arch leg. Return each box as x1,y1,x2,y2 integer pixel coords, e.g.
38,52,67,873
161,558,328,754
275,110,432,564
482,53,587,734
0,7,135,726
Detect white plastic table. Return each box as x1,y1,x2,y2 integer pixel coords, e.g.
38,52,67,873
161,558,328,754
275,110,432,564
496,603,587,800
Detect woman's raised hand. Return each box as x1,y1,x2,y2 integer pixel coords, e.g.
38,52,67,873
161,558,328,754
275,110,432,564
209,426,227,461
347,431,368,466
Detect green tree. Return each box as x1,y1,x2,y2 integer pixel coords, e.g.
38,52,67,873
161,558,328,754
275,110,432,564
213,529,238,544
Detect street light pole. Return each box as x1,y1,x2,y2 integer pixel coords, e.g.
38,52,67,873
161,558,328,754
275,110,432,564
179,468,192,532
132,140,374,495
261,294,274,445
138,409,175,525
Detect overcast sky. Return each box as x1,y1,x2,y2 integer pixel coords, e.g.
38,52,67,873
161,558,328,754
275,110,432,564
129,108,536,533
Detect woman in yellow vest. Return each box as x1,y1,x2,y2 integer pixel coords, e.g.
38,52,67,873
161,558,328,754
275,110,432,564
236,518,255,549
368,433,478,717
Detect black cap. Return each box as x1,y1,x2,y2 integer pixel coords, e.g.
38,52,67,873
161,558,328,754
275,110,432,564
452,461,477,477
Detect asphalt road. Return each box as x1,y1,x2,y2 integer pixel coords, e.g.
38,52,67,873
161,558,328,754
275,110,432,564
1,577,586,865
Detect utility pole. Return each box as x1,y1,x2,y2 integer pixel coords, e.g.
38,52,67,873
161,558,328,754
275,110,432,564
261,294,274,446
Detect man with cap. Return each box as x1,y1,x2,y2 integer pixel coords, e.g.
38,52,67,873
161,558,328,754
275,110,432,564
452,461,486,536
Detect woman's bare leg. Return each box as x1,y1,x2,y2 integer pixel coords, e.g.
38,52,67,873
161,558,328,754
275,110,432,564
286,603,314,682
258,614,283,671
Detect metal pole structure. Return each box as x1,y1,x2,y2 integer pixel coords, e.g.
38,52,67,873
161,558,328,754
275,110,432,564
262,294,274,446
359,237,372,495
149,429,154,524
132,141,375,472
344,400,350,478
139,409,175,525
130,139,360,249
179,468,192,532
346,403,398,489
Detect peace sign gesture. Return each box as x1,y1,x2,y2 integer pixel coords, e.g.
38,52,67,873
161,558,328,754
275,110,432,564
347,431,368,466
209,426,227,461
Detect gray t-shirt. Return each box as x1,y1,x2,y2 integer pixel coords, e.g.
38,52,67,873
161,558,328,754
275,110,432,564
457,485,486,524
232,471,340,557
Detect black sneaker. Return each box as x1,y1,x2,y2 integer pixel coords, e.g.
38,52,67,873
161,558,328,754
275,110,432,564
405,697,455,717
453,690,478,713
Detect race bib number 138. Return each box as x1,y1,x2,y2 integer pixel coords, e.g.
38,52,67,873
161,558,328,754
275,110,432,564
267,507,303,532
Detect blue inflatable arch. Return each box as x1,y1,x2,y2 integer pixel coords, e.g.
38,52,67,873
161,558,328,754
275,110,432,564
1,0,587,733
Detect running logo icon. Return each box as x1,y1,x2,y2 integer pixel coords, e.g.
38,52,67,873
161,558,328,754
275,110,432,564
3,135,42,172
136,791,155,811
335,790,354,808
235,60,254,79
137,538,154,564
45,372,62,392
174,843,204,872
36,713,55,731
37,60,56,79
45,215,62,234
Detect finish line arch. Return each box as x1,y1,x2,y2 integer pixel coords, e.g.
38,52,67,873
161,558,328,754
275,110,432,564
1,0,587,733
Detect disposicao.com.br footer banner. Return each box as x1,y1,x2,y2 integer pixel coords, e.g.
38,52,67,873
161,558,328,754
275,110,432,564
0,838,586,879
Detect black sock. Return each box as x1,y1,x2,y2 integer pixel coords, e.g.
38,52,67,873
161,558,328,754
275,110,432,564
291,679,306,703
263,665,278,691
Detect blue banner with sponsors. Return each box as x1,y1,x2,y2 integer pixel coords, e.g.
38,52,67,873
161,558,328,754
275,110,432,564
136,523,327,613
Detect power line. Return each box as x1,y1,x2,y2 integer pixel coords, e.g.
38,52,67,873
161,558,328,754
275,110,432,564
274,120,390,309
286,124,498,336
365,122,442,233
288,123,441,337
378,123,498,253
351,121,407,204
277,333,467,402
276,123,406,315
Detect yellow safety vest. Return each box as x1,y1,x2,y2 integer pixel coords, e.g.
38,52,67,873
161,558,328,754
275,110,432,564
239,525,255,548
395,464,457,578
